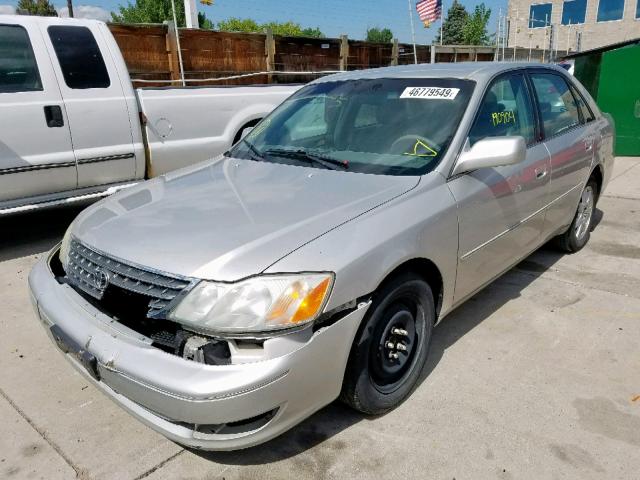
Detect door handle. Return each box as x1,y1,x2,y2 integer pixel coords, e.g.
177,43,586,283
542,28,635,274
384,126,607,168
44,105,64,128
535,168,547,180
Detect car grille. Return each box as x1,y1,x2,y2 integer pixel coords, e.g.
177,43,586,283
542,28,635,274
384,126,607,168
65,239,196,319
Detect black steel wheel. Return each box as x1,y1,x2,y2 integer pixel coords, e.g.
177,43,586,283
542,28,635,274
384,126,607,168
341,272,435,415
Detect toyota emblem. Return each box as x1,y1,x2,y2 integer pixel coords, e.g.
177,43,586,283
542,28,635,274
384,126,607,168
92,268,110,291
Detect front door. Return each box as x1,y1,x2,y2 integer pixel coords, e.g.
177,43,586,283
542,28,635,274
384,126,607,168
0,20,76,204
41,23,137,189
448,71,551,303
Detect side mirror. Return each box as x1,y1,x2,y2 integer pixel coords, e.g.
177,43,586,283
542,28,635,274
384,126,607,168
452,136,526,176
240,126,254,140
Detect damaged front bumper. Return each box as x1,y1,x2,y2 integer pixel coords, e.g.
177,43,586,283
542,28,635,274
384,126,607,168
28,249,370,450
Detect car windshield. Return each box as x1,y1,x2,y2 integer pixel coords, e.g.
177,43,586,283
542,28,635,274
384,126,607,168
227,78,475,176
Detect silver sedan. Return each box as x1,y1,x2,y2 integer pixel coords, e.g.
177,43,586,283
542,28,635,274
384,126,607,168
29,62,614,450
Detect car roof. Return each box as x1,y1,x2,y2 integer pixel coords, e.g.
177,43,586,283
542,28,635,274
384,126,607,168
313,62,567,84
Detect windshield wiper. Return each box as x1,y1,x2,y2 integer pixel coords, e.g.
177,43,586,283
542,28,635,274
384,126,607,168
241,138,265,161
263,148,348,170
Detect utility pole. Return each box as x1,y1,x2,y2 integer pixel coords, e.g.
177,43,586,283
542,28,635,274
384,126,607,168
513,8,518,61
502,14,507,61
541,13,548,62
67,0,73,17
407,0,418,64
495,8,501,61
169,0,186,85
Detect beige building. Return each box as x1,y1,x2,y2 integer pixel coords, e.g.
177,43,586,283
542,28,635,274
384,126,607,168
506,0,640,52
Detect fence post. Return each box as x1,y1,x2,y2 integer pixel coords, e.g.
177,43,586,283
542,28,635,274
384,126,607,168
165,21,181,85
391,38,399,66
340,34,349,70
265,28,275,83
430,44,436,64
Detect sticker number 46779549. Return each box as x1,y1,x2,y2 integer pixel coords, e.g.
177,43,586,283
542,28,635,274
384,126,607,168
400,87,460,100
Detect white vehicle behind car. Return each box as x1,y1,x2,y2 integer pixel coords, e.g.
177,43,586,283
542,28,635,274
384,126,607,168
0,15,300,214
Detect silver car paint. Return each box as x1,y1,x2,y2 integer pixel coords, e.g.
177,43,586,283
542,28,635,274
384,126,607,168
29,62,614,450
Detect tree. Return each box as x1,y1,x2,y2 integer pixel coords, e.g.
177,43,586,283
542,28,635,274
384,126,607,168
365,27,393,43
216,17,260,32
462,3,492,45
217,17,324,37
438,0,468,45
112,0,213,28
301,27,324,38
16,0,58,16
112,0,185,24
262,21,303,36
198,11,213,29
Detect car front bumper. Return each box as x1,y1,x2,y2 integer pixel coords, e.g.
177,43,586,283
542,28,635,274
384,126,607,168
28,250,370,451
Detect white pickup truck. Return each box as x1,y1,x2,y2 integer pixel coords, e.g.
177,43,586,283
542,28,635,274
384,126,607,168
0,15,300,214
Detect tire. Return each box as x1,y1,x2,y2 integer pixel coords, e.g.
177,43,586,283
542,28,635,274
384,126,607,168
340,272,435,415
555,179,598,253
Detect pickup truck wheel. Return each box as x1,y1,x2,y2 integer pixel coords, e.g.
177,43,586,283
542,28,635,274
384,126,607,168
555,179,597,253
340,273,434,415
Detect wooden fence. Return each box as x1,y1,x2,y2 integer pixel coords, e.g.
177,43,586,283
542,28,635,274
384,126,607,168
108,23,497,87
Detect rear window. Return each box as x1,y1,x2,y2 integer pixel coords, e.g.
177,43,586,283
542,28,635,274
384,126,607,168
0,24,42,93
48,26,110,89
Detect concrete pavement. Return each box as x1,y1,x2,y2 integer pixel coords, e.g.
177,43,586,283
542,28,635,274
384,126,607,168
1,158,638,479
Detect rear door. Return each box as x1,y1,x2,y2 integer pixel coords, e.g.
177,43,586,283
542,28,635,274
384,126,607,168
0,20,76,203
448,71,551,302
528,71,595,235
41,23,136,188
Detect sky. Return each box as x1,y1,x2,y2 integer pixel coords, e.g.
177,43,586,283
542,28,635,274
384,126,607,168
0,0,507,44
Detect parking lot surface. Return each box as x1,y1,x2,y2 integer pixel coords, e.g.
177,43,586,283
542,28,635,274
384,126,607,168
1,157,639,480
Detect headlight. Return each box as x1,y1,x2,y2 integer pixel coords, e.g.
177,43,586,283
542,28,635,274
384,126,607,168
168,273,334,336
59,224,73,271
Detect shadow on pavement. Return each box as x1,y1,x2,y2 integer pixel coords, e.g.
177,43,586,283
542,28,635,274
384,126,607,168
0,204,86,262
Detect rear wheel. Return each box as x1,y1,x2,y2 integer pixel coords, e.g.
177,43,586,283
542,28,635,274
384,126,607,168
340,273,434,415
555,179,597,253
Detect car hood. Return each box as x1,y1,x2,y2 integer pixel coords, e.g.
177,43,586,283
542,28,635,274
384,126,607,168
72,157,419,281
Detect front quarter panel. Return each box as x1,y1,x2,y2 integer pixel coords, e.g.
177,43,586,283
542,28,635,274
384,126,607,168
265,173,459,319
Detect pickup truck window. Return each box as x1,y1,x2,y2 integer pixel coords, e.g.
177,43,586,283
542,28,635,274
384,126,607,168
0,25,42,93
229,78,474,176
48,26,110,89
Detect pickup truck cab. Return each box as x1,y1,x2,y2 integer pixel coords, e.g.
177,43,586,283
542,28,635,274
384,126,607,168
29,62,614,450
0,15,299,214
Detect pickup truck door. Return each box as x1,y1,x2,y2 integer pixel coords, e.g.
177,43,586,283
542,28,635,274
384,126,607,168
0,21,77,204
40,23,137,188
448,71,551,303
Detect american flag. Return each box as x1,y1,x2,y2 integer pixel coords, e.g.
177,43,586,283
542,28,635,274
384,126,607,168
416,0,442,26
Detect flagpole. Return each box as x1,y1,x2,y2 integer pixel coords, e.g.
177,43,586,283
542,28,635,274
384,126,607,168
408,0,418,64
440,0,444,45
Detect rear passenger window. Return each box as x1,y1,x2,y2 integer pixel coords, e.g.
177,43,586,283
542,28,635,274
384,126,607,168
48,26,110,89
569,84,595,123
530,73,581,137
468,73,536,146
0,25,42,93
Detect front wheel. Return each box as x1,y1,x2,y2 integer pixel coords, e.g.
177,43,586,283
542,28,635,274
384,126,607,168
340,273,434,415
555,179,597,253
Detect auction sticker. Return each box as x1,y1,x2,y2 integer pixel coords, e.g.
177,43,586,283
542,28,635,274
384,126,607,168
400,87,460,100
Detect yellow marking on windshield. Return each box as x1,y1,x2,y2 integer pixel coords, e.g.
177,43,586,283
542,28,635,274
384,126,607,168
403,139,438,157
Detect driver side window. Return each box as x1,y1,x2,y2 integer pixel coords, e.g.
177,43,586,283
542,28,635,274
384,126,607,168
468,73,535,146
